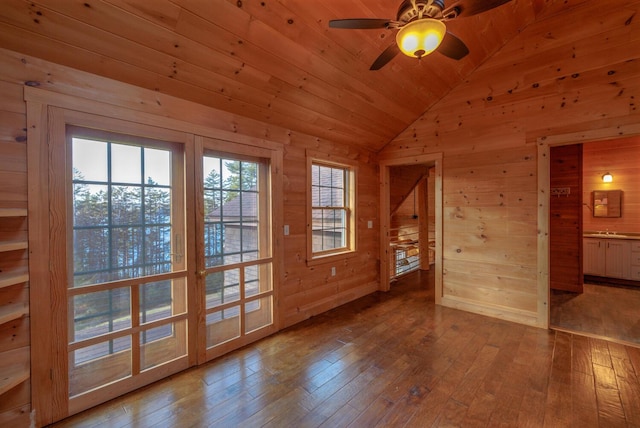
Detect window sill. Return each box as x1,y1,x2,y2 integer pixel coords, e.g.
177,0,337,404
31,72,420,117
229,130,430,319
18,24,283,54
306,249,357,267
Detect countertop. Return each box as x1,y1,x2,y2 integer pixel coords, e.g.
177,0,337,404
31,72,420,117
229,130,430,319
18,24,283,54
583,233,640,240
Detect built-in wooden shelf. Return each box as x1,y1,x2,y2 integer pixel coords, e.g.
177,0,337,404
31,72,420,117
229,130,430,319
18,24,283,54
0,272,29,290
0,209,31,399
0,240,28,253
0,209,27,218
0,303,28,326
0,347,29,397
0,366,29,397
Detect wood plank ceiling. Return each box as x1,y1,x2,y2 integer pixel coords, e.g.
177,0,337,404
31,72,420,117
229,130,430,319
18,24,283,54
0,0,551,151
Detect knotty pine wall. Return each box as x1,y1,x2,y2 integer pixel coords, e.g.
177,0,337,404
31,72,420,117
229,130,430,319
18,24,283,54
0,47,379,426
0,75,30,425
583,136,640,233
379,0,640,326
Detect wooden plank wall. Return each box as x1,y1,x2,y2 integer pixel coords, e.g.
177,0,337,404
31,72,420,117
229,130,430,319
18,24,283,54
583,136,640,233
549,144,583,292
0,47,380,424
379,0,640,326
388,165,430,215
0,64,30,426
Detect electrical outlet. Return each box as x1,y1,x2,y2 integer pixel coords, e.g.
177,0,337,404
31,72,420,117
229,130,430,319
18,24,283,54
367,220,373,229
331,266,336,276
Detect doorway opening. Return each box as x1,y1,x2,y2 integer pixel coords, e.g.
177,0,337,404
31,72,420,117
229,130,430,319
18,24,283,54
379,154,443,302
547,136,640,346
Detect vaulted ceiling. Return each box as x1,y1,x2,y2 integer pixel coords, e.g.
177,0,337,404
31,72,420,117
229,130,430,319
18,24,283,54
0,0,579,151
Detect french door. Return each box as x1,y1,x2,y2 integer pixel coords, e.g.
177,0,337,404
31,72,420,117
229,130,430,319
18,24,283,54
58,124,195,416
195,137,277,362
42,111,279,423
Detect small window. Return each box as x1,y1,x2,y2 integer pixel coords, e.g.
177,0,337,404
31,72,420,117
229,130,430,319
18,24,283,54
307,153,356,262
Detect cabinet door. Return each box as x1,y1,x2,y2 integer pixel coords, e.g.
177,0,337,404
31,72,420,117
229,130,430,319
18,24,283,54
583,238,605,275
604,240,630,279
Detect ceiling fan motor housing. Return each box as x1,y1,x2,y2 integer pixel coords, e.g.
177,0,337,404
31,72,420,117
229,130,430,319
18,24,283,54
397,0,445,22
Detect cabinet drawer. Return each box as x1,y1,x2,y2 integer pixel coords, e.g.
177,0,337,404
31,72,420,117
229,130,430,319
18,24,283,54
631,241,640,252
632,253,640,266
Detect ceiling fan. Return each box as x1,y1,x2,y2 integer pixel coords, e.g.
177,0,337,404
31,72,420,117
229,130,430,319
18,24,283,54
329,0,514,70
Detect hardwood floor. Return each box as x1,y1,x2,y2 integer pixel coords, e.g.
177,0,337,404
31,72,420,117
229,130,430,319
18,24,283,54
52,270,640,427
550,282,640,345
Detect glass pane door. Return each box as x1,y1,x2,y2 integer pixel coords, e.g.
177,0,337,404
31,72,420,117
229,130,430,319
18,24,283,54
66,127,190,412
199,148,275,360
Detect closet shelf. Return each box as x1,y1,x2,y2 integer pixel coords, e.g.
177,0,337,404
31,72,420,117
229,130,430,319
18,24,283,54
0,240,28,253
0,272,29,290
0,347,29,396
0,209,27,218
0,303,28,326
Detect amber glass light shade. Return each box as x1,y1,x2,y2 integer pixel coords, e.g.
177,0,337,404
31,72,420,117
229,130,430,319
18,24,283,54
396,19,446,59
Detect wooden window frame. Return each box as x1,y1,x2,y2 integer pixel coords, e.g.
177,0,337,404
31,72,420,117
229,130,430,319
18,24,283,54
306,150,357,266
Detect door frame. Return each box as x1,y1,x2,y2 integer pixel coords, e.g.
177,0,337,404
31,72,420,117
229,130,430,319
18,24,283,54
536,123,640,329
379,153,443,301
194,136,282,364
25,87,284,427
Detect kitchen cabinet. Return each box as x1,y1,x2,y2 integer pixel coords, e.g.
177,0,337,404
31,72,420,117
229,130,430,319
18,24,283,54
583,237,633,280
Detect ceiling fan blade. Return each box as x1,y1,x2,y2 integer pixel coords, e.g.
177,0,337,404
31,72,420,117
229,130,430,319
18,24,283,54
437,31,469,60
370,43,401,70
442,0,512,18
329,18,392,29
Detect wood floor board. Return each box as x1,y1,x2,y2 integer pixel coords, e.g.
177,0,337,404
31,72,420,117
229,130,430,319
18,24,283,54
617,378,640,426
344,354,412,413
487,391,523,427
345,395,394,427
316,402,361,428
595,386,627,426
516,389,547,428
460,390,497,427
50,270,640,428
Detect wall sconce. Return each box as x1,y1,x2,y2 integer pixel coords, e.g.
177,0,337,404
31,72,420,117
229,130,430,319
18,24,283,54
602,172,613,183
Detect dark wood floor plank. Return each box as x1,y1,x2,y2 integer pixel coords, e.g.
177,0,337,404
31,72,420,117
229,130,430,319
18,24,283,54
431,397,468,427
617,378,640,426
595,386,627,426
517,389,547,428
450,343,500,406
591,336,614,368
571,372,599,425
550,331,573,385
50,270,640,428
543,379,573,427
346,395,394,427
317,403,361,428
488,392,523,427
573,333,595,376
460,390,496,427
345,354,411,412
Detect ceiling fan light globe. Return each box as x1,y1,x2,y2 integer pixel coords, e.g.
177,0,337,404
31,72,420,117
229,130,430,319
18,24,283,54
400,34,420,53
396,19,446,59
